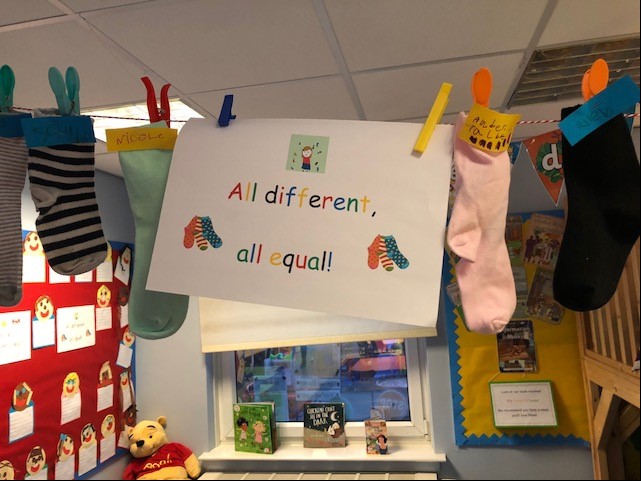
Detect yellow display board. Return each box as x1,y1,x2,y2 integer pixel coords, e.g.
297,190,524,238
444,211,590,445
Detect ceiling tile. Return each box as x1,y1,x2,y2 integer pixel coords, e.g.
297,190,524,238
187,77,359,120
353,53,523,121
60,0,151,13
325,0,548,71
538,0,640,47
86,0,340,93
0,0,65,27
1,21,157,109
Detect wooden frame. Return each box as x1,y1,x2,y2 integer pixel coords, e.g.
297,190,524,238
577,241,640,479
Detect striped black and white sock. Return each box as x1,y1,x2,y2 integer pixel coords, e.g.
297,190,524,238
0,135,29,306
27,142,108,275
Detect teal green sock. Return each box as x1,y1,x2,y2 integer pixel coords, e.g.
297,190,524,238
118,123,188,339
383,235,409,269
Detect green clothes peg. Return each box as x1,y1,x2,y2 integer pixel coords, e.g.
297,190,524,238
48,66,80,116
0,65,15,112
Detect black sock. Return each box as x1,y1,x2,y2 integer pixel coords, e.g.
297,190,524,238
553,106,640,311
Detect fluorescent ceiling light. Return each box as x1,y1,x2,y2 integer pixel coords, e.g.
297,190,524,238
82,99,204,142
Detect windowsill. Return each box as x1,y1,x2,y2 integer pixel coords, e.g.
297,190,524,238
199,440,445,472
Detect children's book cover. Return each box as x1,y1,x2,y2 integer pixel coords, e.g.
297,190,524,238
303,403,346,448
364,418,388,455
497,320,537,372
505,214,524,266
523,213,565,268
526,267,565,324
233,402,277,454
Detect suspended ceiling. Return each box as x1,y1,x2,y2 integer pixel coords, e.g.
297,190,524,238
1,0,639,177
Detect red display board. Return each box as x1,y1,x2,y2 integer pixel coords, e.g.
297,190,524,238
0,231,135,480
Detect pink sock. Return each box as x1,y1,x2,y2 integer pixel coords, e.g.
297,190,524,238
447,112,516,334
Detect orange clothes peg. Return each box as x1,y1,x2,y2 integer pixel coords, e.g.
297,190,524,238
141,76,171,127
581,58,609,101
471,67,493,107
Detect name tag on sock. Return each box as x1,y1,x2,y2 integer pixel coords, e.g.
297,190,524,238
0,113,31,138
21,116,95,147
559,75,640,146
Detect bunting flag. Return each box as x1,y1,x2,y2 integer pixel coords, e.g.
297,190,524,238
522,130,564,205
508,141,522,168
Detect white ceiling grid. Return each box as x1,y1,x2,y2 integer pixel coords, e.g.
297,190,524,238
0,0,639,176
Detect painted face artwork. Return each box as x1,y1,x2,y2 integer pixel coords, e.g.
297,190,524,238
0,460,15,480
96,285,111,308
120,371,130,388
34,295,54,321
80,423,96,447
12,382,33,411
57,434,74,462
23,232,43,255
25,446,46,475
62,373,80,398
122,327,135,347
101,414,116,438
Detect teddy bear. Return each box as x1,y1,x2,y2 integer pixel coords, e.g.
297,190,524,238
122,416,201,480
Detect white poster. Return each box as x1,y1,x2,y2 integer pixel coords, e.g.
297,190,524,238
9,405,34,442
74,270,93,283
490,381,558,427
95,307,112,331
0,311,31,365
56,305,95,353
149,119,453,327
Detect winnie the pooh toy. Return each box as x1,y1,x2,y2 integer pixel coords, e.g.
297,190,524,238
122,416,201,480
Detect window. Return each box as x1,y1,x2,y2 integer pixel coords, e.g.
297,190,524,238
235,340,410,422
213,337,432,444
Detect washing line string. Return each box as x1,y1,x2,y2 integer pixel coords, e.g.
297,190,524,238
11,106,641,124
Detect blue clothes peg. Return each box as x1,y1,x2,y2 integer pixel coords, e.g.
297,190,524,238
218,94,236,127
48,66,80,116
0,64,15,112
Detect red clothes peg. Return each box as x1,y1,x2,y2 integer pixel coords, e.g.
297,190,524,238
141,76,171,126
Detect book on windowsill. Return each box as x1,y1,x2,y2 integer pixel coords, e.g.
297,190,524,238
303,402,346,448
233,402,277,454
364,417,388,455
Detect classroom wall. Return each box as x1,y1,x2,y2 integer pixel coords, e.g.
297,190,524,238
17,128,637,479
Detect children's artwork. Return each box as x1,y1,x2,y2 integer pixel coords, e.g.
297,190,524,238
526,268,565,324
114,247,132,286
364,418,388,455
24,445,48,479
48,267,71,284
60,372,82,425
497,321,537,372
303,403,346,448
0,239,134,476
523,213,565,268
119,370,133,412
149,119,453,329
55,433,75,479
96,259,113,283
96,284,113,331
32,295,55,349
0,310,31,365
9,382,35,443
77,423,97,476
56,305,96,353
99,414,117,463
505,215,524,266
22,232,46,284
74,270,93,283
97,361,114,412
